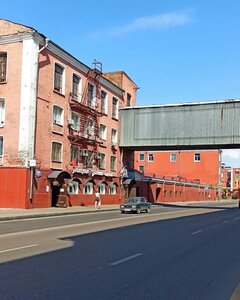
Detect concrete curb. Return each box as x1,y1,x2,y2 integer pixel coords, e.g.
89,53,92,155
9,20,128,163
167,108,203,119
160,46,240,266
0,208,119,221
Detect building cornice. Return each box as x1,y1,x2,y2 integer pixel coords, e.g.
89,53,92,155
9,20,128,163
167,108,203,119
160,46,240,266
0,31,124,98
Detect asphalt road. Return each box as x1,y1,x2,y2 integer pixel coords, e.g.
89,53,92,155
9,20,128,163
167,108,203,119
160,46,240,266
1,203,240,300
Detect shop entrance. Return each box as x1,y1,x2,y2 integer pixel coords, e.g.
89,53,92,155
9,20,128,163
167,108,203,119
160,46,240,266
48,171,71,207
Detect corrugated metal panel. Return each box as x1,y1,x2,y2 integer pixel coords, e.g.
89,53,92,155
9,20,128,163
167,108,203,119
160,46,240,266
120,100,240,149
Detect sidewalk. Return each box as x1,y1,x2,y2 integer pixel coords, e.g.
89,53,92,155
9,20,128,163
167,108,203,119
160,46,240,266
0,205,120,221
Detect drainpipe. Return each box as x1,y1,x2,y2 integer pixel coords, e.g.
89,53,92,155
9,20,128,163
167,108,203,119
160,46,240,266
29,37,49,204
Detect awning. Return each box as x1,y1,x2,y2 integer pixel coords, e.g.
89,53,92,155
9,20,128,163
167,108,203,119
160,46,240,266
48,171,71,179
123,179,136,185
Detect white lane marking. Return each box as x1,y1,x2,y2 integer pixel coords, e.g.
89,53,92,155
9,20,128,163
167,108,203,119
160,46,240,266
222,220,229,223
234,217,240,220
110,253,143,266
0,244,38,254
191,230,203,235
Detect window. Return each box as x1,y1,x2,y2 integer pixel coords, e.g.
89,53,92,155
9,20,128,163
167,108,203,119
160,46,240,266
127,93,131,106
112,97,118,119
111,128,117,145
0,136,3,156
109,183,117,195
139,153,144,161
0,98,5,126
86,150,94,168
51,142,62,162
164,190,167,198
194,153,201,162
53,105,63,125
86,119,94,136
0,52,7,82
71,112,80,131
101,91,107,114
148,153,154,162
84,181,93,194
110,156,116,171
72,74,81,98
99,124,107,140
98,153,106,169
99,183,106,194
70,145,81,165
54,63,64,93
87,83,95,108
170,153,177,162
68,180,79,194
139,166,144,172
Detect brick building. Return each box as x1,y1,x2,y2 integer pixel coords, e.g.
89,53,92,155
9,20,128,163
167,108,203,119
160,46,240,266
133,150,222,202
0,19,137,208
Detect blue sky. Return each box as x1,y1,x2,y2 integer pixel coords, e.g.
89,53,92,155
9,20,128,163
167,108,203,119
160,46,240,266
1,0,240,166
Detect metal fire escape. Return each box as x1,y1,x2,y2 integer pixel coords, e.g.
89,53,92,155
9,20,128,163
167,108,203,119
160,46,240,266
68,60,103,148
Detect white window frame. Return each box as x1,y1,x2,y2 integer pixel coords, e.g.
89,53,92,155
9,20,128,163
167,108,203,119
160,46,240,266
98,153,106,169
86,119,95,136
111,128,117,145
101,90,108,114
148,153,154,162
68,180,79,194
99,183,106,194
0,98,5,126
72,73,82,99
71,112,80,131
194,153,201,162
0,52,7,83
53,105,64,126
170,153,177,162
84,181,93,194
54,62,65,94
110,156,116,171
109,183,117,195
99,124,107,140
87,83,96,108
112,97,118,119
51,142,63,162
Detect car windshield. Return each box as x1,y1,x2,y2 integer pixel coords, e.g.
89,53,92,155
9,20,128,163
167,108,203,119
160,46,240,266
125,197,142,203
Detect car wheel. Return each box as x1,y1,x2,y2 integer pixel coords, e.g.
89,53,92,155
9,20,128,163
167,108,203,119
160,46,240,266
121,210,125,214
136,207,141,214
146,207,150,213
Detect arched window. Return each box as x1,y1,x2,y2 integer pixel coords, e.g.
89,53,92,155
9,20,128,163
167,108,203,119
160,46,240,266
68,179,80,194
98,182,106,194
84,181,93,194
109,183,117,195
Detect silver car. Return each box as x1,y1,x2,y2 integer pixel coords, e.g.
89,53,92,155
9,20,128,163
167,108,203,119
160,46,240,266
120,197,152,214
